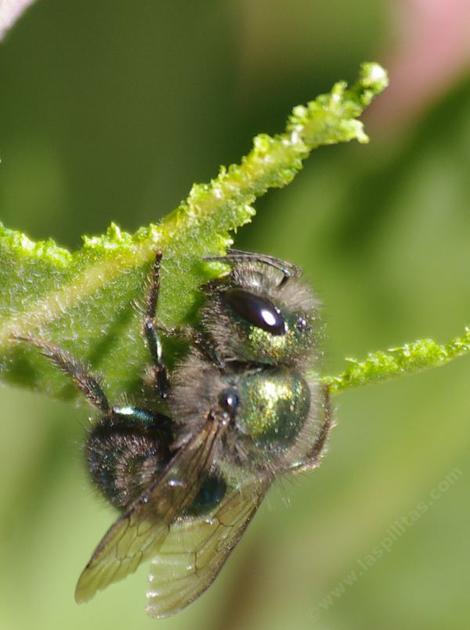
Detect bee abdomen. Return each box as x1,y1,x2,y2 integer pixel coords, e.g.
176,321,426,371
86,412,173,510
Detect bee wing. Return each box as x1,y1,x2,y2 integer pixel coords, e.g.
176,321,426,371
75,418,222,604
145,476,271,618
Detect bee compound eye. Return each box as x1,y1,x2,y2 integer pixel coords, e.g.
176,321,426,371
218,387,240,416
222,288,287,336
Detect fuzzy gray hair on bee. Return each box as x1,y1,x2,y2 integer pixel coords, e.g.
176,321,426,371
14,248,333,619
202,249,321,366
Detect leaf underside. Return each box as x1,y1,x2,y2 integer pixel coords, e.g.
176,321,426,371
0,63,389,401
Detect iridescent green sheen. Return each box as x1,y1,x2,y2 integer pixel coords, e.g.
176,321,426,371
233,312,315,364
235,369,310,447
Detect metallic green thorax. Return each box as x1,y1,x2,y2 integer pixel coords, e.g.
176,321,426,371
234,369,311,447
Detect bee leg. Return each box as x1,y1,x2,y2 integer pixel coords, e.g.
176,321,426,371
204,249,302,286
143,251,171,400
12,335,110,413
291,385,334,474
145,251,225,380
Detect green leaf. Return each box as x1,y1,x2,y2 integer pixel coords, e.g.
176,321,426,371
0,63,388,400
322,327,470,393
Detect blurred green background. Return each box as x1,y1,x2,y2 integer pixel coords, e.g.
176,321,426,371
1,2,469,629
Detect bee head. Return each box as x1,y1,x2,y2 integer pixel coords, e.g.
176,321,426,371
202,259,320,366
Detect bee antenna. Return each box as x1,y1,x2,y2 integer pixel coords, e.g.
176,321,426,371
204,249,302,286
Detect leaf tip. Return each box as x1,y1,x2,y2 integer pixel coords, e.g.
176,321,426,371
359,62,389,95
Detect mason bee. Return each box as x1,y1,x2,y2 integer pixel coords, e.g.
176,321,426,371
16,249,333,618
